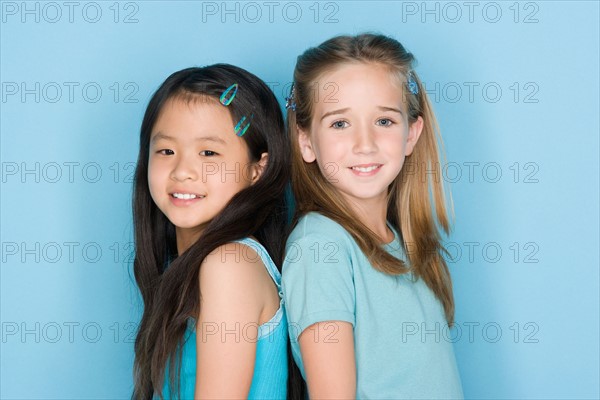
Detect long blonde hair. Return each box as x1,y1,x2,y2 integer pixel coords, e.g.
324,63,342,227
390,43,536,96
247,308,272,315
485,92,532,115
287,33,456,326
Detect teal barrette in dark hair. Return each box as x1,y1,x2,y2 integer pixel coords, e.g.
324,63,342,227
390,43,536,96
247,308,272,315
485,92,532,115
219,83,253,137
407,71,419,95
220,83,238,106
234,113,254,137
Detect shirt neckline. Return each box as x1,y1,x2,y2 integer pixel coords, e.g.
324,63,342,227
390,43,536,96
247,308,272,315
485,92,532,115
383,221,400,250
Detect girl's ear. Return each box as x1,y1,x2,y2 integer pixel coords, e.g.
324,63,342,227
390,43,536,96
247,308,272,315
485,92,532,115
250,152,268,184
298,126,316,163
405,116,424,156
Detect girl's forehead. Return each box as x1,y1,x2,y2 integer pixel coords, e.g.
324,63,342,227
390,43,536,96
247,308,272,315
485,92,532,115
163,94,222,114
309,63,407,112
316,62,402,85
311,63,403,105
150,96,237,141
171,91,219,107
157,96,233,124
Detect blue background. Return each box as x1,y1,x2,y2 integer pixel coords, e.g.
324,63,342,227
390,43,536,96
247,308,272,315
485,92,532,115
1,1,598,398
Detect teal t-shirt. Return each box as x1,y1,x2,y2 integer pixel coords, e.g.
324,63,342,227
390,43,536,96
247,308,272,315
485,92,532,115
282,212,464,399
155,237,288,400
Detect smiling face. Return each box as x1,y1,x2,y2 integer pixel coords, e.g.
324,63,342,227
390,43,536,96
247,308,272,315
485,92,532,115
298,62,424,213
148,97,264,253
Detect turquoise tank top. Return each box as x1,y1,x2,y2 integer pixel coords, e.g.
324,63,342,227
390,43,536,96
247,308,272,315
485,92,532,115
154,238,288,399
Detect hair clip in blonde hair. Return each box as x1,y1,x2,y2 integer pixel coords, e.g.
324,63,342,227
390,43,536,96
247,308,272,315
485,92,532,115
285,83,297,111
407,71,419,95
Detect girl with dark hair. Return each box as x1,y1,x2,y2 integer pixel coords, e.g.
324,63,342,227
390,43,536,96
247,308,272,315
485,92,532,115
131,64,295,399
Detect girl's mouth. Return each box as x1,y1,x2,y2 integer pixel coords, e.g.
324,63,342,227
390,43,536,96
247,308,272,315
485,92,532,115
169,192,205,206
349,164,382,176
171,192,204,200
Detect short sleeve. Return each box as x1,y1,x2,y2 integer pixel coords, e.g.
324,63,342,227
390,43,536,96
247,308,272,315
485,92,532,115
282,231,355,342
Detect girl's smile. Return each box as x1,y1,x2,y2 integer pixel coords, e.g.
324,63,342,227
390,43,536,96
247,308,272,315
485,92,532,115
349,163,384,177
169,190,206,206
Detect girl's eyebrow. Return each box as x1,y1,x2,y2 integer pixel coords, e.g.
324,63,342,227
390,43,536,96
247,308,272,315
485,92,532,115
151,132,172,143
320,108,350,122
320,106,404,122
377,106,404,116
151,132,226,145
198,136,227,145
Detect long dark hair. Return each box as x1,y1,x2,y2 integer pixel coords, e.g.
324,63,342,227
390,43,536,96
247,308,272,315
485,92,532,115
131,64,301,398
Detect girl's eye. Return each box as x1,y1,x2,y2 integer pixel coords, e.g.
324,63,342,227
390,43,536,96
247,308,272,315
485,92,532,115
157,149,174,155
331,120,349,129
200,150,218,156
376,118,395,127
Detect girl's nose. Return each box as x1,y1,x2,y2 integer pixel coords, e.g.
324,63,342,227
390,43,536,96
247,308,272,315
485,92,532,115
353,125,378,154
170,154,198,181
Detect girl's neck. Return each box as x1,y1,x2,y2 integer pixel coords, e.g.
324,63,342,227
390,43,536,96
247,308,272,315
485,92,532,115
175,226,204,255
344,196,393,244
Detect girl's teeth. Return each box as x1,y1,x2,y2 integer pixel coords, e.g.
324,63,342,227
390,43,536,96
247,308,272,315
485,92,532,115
352,165,378,172
173,193,198,199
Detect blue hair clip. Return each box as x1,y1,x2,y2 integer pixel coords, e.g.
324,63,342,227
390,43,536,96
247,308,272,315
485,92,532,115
234,113,254,137
407,71,419,95
220,83,238,106
285,84,297,112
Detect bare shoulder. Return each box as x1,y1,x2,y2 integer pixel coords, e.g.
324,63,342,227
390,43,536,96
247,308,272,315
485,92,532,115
201,241,268,279
199,241,273,306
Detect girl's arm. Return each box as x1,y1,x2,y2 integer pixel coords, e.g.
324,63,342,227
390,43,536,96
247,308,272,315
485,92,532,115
299,321,357,398
194,242,269,398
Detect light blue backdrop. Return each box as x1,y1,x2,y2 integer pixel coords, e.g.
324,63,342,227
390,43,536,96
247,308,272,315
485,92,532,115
1,1,598,398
